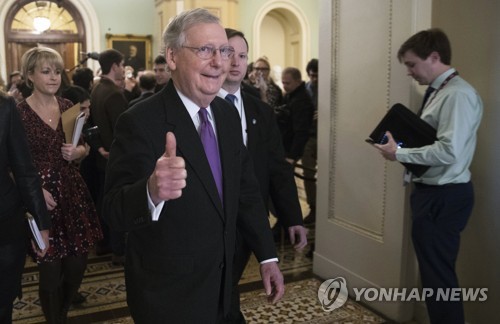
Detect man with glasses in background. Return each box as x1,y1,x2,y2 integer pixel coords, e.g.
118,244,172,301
103,8,284,323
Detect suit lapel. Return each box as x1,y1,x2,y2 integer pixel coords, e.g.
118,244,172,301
160,83,224,219
211,99,243,221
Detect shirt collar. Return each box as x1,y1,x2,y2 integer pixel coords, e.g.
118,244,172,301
218,87,242,103
430,68,456,89
176,87,214,121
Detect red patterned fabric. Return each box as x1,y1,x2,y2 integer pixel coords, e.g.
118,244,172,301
17,97,102,262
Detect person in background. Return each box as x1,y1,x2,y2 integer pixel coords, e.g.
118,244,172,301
375,28,483,324
302,58,318,224
153,54,170,92
6,71,24,103
272,67,314,238
72,67,94,94
123,65,141,102
103,8,284,323
61,85,91,120
17,46,102,324
71,68,101,224
60,85,95,198
279,67,313,164
69,68,101,210
14,81,32,102
57,69,72,96
219,28,307,324
6,71,23,93
90,49,128,265
243,62,254,86
128,70,156,108
249,57,283,110
240,61,260,98
0,90,51,324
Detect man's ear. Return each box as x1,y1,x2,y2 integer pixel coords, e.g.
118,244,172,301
166,48,176,71
429,51,441,63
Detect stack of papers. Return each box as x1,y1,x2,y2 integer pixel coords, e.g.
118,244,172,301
61,103,86,147
26,212,46,250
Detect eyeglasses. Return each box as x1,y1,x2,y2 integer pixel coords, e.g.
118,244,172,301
253,67,270,72
182,45,235,60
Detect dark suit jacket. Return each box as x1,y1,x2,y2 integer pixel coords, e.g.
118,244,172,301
103,81,277,323
0,95,50,244
90,77,128,170
241,81,261,99
242,92,303,227
279,81,313,160
128,91,155,108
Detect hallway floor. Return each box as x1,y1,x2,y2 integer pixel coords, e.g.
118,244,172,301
13,181,389,323
13,229,386,323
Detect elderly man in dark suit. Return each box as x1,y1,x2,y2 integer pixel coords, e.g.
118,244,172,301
218,28,308,324
0,92,50,324
103,8,284,324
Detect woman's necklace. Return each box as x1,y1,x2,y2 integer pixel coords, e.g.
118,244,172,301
28,96,60,126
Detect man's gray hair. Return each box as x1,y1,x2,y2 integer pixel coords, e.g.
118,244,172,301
163,8,221,50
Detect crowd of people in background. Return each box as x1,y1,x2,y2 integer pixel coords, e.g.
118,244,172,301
0,8,318,322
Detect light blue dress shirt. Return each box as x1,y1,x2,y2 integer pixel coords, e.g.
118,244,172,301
396,68,483,185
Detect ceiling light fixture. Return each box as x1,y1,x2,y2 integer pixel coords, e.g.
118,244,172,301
33,16,51,33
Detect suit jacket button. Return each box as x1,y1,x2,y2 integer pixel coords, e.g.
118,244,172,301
219,262,225,269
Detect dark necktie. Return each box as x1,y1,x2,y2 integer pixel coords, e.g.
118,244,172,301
225,93,247,145
225,94,237,106
198,108,223,200
418,86,435,116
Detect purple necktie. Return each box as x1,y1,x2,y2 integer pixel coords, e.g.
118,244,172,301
198,108,223,200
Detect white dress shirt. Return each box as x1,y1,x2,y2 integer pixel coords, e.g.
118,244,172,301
217,88,247,146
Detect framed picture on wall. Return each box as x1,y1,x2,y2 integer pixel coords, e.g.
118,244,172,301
105,34,152,72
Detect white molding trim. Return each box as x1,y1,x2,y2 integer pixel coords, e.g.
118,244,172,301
68,0,101,72
252,0,310,71
0,0,100,77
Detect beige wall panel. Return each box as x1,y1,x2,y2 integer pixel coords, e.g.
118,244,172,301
314,0,432,321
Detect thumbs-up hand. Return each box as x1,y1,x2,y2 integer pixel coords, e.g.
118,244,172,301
148,132,187,205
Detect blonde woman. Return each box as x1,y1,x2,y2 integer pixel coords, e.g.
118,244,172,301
250,56,283,109
17,47,102,323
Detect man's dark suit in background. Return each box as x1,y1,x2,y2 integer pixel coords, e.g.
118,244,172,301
219,28,307,324
279,67,314,163
128,70,156,108
225,90,306,323
91,49,128,261
242,91,304,228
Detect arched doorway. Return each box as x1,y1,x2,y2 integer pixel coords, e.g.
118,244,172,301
253,2,310,84
3,0,85,78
